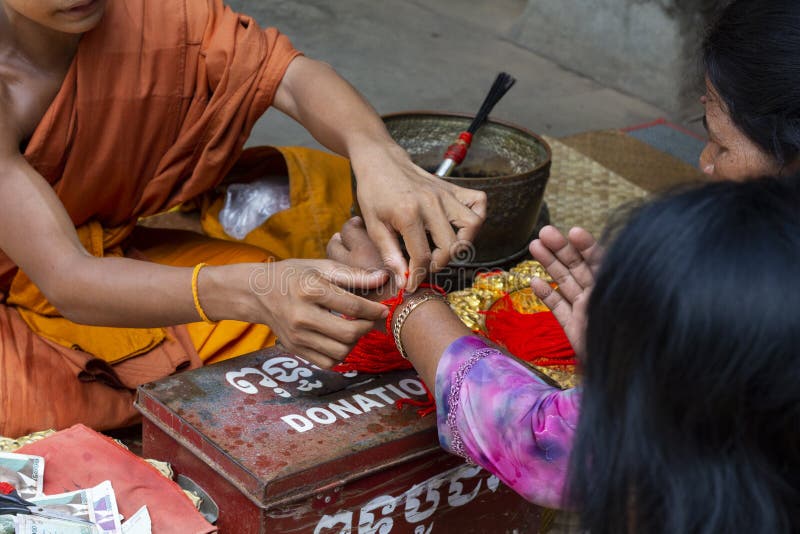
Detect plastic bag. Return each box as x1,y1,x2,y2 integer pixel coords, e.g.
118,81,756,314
218,178,291,240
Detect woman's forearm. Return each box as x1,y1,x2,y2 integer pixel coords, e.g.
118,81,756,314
435,337,580,509
400,297,473,388
395,291,579,508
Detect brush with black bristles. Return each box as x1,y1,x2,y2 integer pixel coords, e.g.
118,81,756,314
435,72,517,177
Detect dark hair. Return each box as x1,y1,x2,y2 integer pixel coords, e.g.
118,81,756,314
568,177,800,533
704,0,800,166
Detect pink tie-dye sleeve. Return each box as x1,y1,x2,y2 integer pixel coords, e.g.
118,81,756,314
435,335,581,509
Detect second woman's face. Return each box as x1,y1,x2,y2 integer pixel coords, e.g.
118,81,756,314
699,79,783,181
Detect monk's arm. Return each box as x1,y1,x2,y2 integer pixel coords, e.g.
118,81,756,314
273,56,487,292
0,156,388,367
272,56,395,160
0,151,262,327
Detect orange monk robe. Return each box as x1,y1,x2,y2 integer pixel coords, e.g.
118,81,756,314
0,0,352,437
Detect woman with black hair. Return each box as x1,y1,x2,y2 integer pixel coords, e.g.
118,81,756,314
701,0,800,180
560,177,800,533
326,2,800,529
329,175,800,532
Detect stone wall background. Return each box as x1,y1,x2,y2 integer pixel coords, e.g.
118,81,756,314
510,0,725,117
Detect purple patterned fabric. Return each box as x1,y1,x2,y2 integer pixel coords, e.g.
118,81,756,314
435,335,580,509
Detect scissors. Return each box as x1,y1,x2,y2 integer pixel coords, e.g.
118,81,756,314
0,487,96,525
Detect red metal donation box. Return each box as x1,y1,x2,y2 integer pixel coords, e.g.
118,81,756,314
136,347,546,533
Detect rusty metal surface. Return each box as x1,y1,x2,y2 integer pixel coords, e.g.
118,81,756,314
139,347,549,533
136,348,442,505
144,418,543,534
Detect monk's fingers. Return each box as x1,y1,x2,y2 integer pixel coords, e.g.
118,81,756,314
290,345,340,370
530,276,573,330
443,187,485,246
317,260,389,292
365,218,408,288
278,303,372,361
275,332,341,369
422,199,460,274
297,317,371,362
311,308,375,345
315,280,388,322
398,215,434,291
568,227,605,275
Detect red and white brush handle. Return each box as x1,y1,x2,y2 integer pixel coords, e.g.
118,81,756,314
434,132,473,177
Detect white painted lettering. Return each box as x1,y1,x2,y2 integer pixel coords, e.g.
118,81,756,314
352,394,384,412
399,379,427,397
328,399,362,419
385,384,410,399
279,380,429,432
314,510,353,533
226,368,268,395
447,465,483,507
358,495,398,534
404,477,444,523
365,387,394,404
314,465,497,533
282,414,314,433
307,407,337,425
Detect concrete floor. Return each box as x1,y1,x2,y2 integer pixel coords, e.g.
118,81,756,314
227,0,673,150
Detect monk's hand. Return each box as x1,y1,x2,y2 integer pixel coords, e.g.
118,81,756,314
252,259,389,368
352,144,487,291
528,226,604,360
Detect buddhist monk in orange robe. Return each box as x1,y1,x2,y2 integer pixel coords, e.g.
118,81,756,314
0,0,486,436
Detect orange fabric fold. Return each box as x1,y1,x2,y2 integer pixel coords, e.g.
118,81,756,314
200,146,354,260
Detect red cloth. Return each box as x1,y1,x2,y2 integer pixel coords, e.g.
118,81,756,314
18,424,215,534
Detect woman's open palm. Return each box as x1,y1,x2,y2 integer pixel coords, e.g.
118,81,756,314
529,226,603,360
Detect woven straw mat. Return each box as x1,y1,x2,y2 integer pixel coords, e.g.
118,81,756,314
541,135,648,237
560,129,704,192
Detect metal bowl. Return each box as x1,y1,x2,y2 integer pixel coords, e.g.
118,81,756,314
355,112,552,265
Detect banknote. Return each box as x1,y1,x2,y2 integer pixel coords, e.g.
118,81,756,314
14,514,100,534
89,481,122,534
0,452,44,499
120,506,150,534
0,514,14,534
30,488,95,524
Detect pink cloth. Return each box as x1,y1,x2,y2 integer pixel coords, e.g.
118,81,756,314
18,424,216,533
435,335,581,509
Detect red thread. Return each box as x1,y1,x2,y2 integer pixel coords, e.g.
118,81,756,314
0,482,15,495
395,380,437,417
333,275,446,411
483,293,576,366
335,278,575,419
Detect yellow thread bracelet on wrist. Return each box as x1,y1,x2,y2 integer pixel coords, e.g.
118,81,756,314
192,263,215,324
